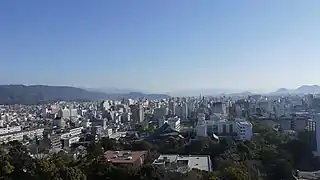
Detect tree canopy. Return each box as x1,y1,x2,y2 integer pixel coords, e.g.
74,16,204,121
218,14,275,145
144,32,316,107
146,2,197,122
0,123,318,180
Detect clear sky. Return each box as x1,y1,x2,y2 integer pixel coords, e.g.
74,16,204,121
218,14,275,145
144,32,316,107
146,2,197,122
1,0,320,93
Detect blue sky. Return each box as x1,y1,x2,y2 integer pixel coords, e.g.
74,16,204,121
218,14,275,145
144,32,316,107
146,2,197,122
1,0,320,93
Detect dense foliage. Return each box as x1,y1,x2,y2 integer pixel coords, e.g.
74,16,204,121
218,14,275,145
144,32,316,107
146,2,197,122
0,123,318,180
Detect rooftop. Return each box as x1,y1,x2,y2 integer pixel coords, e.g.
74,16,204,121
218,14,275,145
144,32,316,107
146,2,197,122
0,127,44,137
153,154,212,172
238,121,252,125
104,150,147,164
147,123,181,140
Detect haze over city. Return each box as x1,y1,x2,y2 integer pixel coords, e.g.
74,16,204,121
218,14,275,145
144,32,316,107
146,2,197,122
3,1,320,179
1,0,320,93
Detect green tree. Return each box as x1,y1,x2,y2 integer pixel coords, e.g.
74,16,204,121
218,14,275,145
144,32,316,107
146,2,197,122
57,166,86,180
33,158,56,180
259,145,278,161
220,167,249,180
131,140,153,151
133,164,163,180
86,142,104,160
7,141,35,179
100,138,119,151
0,148,14,179
267,159,293,180
282,139,313,168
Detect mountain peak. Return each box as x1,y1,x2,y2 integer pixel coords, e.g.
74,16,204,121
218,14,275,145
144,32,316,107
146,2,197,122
297,85,320,89
276,88,289,92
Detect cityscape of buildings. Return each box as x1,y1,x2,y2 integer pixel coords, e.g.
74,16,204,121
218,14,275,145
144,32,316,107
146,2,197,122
1,93,320,174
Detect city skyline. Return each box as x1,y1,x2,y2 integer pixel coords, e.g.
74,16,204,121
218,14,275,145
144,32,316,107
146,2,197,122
1,0,320,92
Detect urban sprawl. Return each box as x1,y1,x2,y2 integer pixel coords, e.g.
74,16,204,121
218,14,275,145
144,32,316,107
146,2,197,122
1,94,320,179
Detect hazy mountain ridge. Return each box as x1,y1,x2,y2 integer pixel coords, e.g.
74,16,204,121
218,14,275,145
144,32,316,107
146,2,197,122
0,85,169,105
272,85,320,95
0,84,319,105
169,89,243,97
83,87,141,94
169,85,320,96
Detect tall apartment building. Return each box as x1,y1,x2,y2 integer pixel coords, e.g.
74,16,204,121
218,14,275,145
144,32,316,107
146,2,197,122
154,107,168,120
175,103,188,119
53,118,66,129
211,102,226,114
168,100,176,115
130,104,144,123
59,107,78,121
279,116,308,131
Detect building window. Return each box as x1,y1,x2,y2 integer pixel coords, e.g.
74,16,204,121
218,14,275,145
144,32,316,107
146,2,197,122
229,124,233,133
207,126,213,134
212,125,218,133
222,124,227,133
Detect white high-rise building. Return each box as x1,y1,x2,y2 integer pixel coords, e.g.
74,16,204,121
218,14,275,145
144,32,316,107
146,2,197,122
70,109,78,117
61,108,70,118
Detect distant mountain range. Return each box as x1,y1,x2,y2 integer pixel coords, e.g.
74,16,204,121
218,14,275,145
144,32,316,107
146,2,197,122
271,85,320,95
168,89,241,97
0,85,170,105
225,85,320,96
80,87,141,94
1,84,319,105
169,85,320,96
224,85,320,96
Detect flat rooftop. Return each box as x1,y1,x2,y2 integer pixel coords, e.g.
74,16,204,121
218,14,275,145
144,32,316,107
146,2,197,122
154,154,212,172
104,150,147,164
238,121,251,125
0,128,44,137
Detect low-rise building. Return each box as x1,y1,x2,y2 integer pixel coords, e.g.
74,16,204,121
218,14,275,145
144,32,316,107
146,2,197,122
60,127,83,148
60,127,83,139
62,136,80,148
0,126,21,135
196,119,236,137
196,118,253,140
279,115,308,131
0,128,44,143
104,150,147,168
49,135,62,149
153,154,212,173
